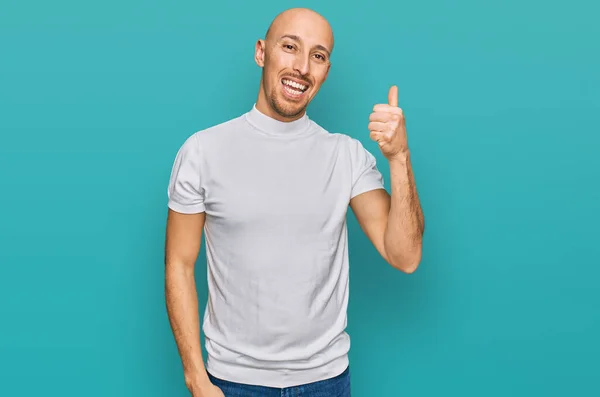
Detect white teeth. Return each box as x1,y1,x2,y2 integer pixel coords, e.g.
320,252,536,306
284,85,303,95
282,79,307,91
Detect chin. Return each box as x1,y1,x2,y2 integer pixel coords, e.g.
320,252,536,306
273,101,307,119
270,93,310,119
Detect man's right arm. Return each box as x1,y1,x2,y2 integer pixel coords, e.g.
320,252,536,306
164,209,222,396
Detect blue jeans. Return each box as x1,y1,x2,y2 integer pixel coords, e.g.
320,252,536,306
207,366,351,397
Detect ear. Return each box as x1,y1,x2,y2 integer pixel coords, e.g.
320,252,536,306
255,39,266,68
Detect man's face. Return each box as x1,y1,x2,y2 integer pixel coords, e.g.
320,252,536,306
255,12,333,120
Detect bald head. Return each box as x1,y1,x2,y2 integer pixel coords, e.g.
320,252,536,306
265,8,334,54
253,7,334,122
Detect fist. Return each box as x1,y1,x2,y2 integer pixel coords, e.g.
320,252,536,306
368,85,408,159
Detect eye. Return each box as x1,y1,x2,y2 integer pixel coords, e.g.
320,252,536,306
282,44,296,51
313,53,327,62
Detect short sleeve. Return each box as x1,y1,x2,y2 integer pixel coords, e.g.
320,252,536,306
349,137,385,199
167,133,206,214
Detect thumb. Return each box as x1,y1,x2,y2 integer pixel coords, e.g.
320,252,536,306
388,85,398,107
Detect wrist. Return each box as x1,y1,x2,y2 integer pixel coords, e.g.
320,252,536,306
185,371,211,392
387,150,410,165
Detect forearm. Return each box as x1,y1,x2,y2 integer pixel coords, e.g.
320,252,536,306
165,264,210,391
384,150,424,272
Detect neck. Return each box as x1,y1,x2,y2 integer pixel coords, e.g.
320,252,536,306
245,103,310,137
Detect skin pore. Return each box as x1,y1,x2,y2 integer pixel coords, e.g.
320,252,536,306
254,8,334,122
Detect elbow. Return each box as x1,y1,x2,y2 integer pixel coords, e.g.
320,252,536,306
387,247,422,274
391,257,421,274
165,259,196,281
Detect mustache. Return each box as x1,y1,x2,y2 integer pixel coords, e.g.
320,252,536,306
282,74,311,85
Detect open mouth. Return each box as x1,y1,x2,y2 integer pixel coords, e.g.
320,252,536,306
281,78,309,98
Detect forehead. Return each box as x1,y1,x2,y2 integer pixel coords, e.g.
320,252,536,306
270,12,333,52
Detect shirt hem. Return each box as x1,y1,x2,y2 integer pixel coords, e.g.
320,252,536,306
167,200,206,214
350,183,386,199
205,354,350,388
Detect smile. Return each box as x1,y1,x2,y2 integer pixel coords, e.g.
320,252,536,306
281,78,309,97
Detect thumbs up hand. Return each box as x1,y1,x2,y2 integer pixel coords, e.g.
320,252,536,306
368,85,408,160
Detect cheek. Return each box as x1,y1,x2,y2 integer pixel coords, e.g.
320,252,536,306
311,73,328,90
313,66,330,84
266,53,293,71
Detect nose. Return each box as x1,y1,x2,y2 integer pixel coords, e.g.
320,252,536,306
293,53,310,76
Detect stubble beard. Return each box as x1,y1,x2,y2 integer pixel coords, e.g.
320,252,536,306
269,92,307,119
264,71,308,119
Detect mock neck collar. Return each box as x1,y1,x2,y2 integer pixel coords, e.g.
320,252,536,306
245,104,311,136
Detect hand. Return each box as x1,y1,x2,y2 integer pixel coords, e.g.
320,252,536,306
368,85,408,160
190,382,225,397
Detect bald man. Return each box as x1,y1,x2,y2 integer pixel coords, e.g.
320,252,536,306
165,7,424,397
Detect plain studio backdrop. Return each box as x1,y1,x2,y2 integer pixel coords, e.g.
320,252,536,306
1,0,598,396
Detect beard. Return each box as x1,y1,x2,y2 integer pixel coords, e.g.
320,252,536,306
263,71,309,119
268,92,307,119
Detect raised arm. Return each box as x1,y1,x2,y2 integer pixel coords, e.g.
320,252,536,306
350,153,424,273
350,85,424,273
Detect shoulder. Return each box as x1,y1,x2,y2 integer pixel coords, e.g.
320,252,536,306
308,120,361,147
173,113,246,152
306,120,379,167
313,122,374,156
321,130,379,173
193,114,246,143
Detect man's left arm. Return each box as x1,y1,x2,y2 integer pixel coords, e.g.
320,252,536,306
350,85,425,273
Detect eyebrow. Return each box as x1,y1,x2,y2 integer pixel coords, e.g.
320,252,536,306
279,34,331,57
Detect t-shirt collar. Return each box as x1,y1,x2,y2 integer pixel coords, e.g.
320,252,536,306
245,104,311,136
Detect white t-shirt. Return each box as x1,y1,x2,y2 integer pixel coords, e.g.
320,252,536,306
167,104,385,388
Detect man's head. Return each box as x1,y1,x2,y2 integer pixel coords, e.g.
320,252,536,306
254,8,334,121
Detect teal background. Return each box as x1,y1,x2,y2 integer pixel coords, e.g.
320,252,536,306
1,0,599,395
